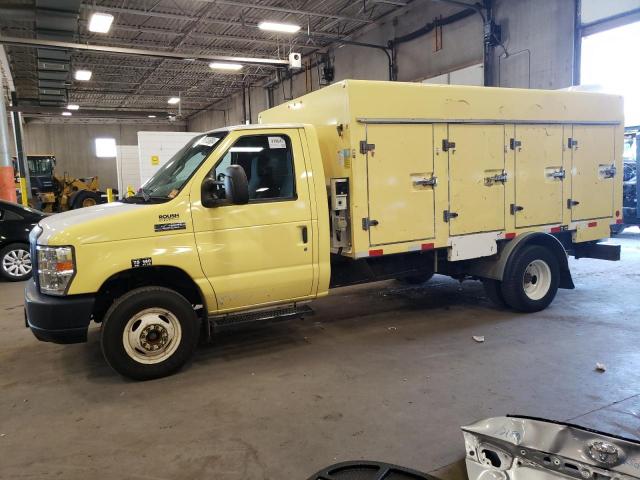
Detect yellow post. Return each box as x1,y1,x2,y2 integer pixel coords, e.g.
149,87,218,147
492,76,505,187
19,177,28,207
106,188,114,203
127,185,135,197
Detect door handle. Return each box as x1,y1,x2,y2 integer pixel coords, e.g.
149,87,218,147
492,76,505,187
301,225,308,243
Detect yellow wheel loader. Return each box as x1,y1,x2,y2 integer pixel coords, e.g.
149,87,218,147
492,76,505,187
14,155,107,212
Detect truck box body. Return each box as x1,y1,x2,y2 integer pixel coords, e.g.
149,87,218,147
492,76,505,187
259,80,624,261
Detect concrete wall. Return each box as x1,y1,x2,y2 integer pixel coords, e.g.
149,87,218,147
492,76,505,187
188,0,577,131
22,121,185,189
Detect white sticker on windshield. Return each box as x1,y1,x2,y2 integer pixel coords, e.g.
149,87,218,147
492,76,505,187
196,136,219,147
268,136,286,149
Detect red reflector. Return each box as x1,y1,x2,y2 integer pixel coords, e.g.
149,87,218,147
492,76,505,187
616,210,620,217
421,243,434,250
504,232,516,240
369,249,383,257
588,221,598,228
550,226,562,233
616,219,623,224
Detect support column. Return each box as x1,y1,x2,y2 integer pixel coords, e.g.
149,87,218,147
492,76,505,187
0,76,17,202
10,92,30,204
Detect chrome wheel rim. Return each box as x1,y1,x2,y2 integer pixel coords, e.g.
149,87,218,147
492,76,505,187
122,308,182,364
523,259,552,301
2,248,32,278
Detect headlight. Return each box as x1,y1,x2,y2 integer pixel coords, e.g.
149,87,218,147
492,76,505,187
37,246,75,296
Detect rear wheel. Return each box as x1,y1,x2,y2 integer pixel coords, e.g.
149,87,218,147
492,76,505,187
0,243,32,281
501,245,560,313
101,287,199,380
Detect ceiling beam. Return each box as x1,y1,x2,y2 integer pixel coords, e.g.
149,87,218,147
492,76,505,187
0,35,291,66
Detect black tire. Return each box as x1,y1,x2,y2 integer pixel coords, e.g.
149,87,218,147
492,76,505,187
397,272,434,285
101,286,200,380
71,191,101,209
610,223,626,236
501,245,560,313
482,278,507,308
0,243,33,281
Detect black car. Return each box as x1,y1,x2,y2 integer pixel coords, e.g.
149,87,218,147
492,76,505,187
0,200,46,281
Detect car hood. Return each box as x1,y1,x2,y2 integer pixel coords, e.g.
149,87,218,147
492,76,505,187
37,200,192,246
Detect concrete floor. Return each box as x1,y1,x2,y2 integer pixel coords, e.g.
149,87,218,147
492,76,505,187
1,230,640,480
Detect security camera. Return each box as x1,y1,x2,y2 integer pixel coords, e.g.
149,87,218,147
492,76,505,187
289,52,302,69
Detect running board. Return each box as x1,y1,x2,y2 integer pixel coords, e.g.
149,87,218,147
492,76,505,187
208,304,314,331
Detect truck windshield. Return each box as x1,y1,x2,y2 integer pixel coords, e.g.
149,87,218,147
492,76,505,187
128,132,227,202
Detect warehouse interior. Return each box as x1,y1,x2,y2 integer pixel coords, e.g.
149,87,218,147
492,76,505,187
1,0,640,479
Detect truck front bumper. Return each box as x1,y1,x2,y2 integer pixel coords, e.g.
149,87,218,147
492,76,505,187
25,281,95,344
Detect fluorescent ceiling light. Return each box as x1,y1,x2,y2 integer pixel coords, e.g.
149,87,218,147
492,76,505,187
74,70,92,81
148,115,157,118
62,112,72,116
66,104,79,110
258,21,301,33
168,97,180,104
209,62,243,71
88,12,114,33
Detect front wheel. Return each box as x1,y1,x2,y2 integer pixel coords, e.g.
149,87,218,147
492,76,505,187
501,245,560,313
101,287,200,380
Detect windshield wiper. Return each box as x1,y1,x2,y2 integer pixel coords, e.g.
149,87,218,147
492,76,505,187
140,187,151,202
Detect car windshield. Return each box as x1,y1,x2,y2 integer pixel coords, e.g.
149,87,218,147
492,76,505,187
128,132,227,202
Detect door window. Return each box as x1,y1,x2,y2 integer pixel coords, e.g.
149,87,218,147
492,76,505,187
211,134,296,202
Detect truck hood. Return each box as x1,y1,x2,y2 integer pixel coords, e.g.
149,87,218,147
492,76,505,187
37,201,189,246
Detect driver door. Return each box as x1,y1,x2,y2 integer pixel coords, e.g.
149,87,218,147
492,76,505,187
190,129,315,312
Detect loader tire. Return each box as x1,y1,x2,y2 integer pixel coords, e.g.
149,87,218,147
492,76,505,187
72,191,101,209
397,272,434,285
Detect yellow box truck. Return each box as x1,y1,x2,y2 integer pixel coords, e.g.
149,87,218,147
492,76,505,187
24,80,623,379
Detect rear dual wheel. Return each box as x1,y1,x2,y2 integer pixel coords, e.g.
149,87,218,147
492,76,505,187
484,245,559,313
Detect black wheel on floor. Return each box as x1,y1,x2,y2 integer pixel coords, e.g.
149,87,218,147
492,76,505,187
501,245,560,313
101,286,200,380
397,272,434,285
482,278,507,308
0,243,33,281
71,191,101,209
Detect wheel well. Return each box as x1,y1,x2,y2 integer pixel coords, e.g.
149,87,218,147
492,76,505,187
509,233,574,289
93,266,206,323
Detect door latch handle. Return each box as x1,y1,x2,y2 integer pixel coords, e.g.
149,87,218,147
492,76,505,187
413,176,438,187
510,204,524,215
599,164,617,179
301,226,308,243
567,199,580,209
547,169,566,180
485,171,508,186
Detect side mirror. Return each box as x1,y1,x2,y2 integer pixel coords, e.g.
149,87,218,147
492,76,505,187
224,165,249,205
201,177,219,208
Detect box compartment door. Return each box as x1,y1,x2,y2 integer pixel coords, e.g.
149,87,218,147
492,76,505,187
570,125,615,221
448,124,505,236
366,124,435,246
514,125,564,227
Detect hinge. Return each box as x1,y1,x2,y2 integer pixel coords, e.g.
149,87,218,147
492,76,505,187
359,140,375,154
442,139,456,152
568,138,578,149
599,164,617,178
567,199,580,209
547,168,566,180
413,176,438,187
510,138,522,150
362,217,379,230
510,204,524,215
485,170,508,186
443,210,459,222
